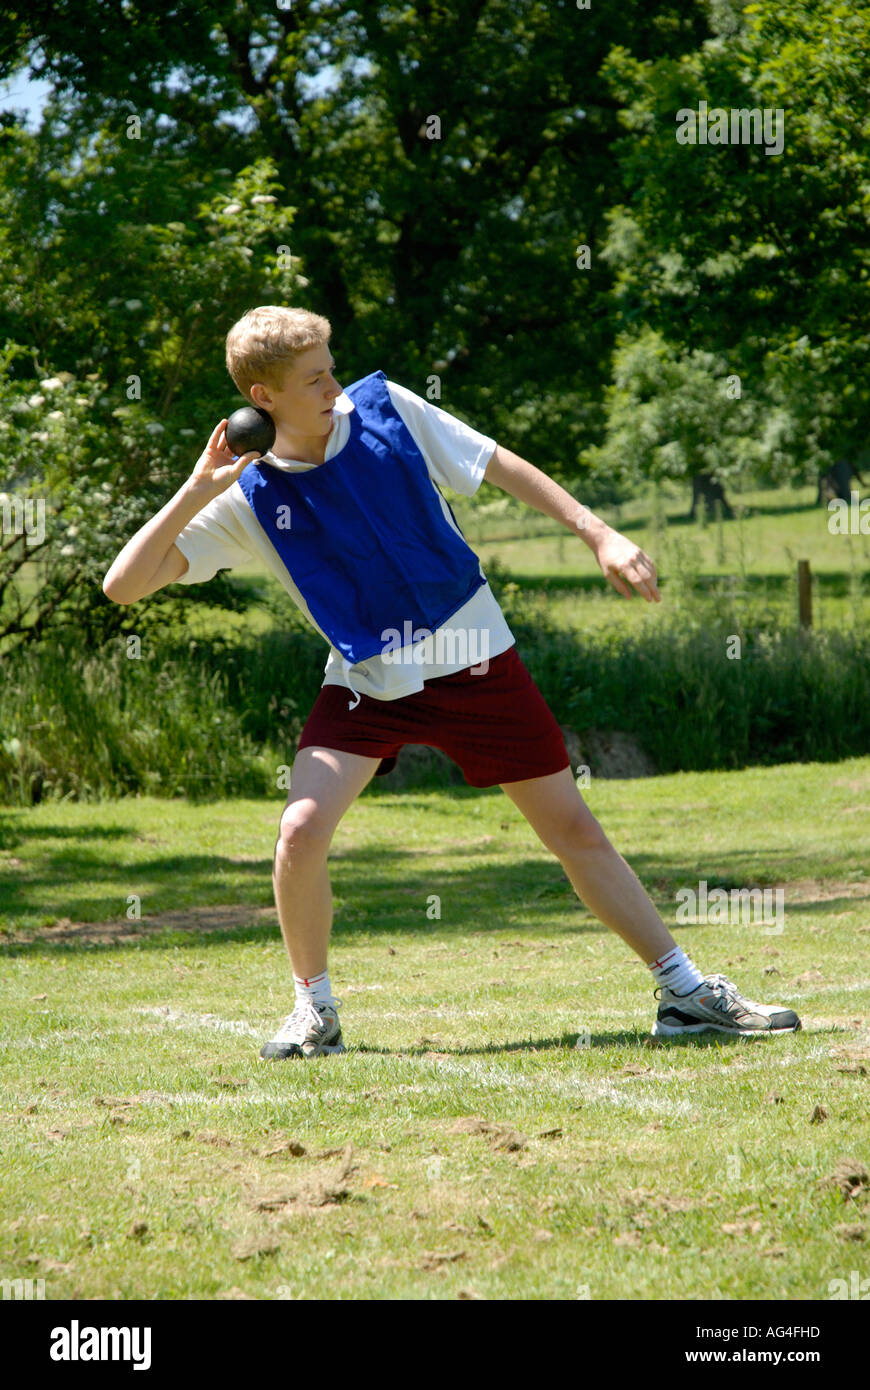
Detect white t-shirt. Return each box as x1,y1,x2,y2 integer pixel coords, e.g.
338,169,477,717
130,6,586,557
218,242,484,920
174,380,515,700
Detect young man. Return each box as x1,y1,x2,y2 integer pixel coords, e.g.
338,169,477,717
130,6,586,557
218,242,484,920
103,305,801,1058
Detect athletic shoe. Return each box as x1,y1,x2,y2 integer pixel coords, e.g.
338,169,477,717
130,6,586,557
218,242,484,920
260,997,346,1060
651,972,801,1038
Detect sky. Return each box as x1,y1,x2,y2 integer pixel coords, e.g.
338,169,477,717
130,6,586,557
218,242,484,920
0,58,341,129
0,69,52,126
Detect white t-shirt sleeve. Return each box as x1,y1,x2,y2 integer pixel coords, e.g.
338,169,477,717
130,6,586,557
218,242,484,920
174,488,254,584
386,380,496,496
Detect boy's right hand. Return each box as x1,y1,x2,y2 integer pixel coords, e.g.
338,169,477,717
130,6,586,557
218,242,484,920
188,419,261,497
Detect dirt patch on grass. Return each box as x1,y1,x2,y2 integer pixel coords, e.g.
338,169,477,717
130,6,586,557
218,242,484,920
833,774,870,793
7,868,868,946
6,903,278,945
561,727,657,780
787,879,870,905
621,1187,714,1217
446,1116,529,1152
246,1144,356,1211
821,1158,870,1201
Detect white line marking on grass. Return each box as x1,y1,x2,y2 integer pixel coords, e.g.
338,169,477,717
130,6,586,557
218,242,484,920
421,1057,694,1117
136,1006,260,1037
363,1010,488,1021
417,1008,489,1019
574,1077,692,1115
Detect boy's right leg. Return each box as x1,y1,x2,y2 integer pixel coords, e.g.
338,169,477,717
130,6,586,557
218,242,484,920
262,746,381,1059
272,745,381,979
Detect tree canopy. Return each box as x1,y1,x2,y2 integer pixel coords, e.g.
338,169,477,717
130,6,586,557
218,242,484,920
0,0,865,647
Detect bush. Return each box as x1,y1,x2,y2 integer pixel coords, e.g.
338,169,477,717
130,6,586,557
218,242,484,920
0,640,272,803
496,578,870,772
2,596,869,805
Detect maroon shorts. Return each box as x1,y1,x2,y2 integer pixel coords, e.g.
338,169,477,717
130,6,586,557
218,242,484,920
296,645,571,787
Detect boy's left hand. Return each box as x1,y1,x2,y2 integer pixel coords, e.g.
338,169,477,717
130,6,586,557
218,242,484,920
594,529,660,601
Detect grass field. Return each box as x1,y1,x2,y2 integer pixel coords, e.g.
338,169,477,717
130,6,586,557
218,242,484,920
1,758,868,1299
452,481,870,637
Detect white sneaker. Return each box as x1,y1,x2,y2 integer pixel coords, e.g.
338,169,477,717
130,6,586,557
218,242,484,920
652,973,801,1037
260,997,346,1059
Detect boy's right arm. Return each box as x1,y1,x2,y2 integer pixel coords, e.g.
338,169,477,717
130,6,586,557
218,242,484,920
102,419,260,605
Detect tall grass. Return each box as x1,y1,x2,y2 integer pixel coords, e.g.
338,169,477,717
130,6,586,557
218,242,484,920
2,583,869,803
497,565,870,771
0,641,271,804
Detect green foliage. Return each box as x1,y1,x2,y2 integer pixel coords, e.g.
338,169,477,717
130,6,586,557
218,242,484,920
3,0,712,479
585,328,765,490
0,639,271,803
598,0,870,479
2,571,869,805
490,557,870,773
0,125,307,649
2,1,868,751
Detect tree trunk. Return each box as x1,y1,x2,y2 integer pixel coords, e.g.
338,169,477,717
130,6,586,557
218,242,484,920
689,473,734,521
817,457,854,505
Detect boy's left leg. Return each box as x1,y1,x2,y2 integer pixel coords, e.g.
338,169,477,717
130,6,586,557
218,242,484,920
500,766,675,961
500,767,801,1036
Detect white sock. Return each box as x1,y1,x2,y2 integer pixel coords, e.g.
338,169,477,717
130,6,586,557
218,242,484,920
293,968,334,1009
648,946,705,996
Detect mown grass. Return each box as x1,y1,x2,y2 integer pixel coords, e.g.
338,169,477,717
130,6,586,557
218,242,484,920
452,480,870,636
1,759,868,1299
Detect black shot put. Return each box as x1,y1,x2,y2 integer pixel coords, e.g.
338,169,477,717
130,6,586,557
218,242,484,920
226,405,276,458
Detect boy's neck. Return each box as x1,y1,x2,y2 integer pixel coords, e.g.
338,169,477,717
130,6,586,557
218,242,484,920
273,424,332,466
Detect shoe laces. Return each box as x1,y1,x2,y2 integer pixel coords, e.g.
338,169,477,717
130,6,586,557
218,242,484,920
702,973,753,1014
276,996,341,1040
657,974,741,1008
704,973,740,1001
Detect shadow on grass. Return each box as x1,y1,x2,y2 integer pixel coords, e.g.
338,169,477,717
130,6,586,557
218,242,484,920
0,850,271,930
0,818,138,850
350,1030,758,1056
2,826,864,954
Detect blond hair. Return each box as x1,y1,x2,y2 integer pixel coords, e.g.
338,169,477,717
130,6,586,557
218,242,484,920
225,305,332,400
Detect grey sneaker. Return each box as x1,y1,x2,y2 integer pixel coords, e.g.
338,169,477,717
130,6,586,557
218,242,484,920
651,972,801,1038
260,998,346,1060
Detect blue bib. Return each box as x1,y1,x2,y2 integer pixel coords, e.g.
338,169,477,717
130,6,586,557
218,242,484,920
237,371,486,664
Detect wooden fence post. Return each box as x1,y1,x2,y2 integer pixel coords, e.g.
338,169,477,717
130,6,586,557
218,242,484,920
797,559,812,629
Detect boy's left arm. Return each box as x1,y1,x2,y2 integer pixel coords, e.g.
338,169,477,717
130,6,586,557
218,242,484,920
483,444,660,603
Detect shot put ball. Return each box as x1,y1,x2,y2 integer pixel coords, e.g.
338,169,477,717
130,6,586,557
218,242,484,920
225,405,276,458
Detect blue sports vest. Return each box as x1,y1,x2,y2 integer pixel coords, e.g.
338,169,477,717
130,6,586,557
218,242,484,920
237,371,486,665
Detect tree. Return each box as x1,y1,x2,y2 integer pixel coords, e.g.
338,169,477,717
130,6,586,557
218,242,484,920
586,327,762,513
596,0,870,493
3,0,711,473
0,106,306,650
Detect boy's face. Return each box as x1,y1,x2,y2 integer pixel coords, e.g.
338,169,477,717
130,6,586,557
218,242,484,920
250,344,342,440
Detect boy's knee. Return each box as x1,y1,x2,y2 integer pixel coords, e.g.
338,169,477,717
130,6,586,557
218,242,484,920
548,809,610,857
275,800,332,858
